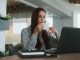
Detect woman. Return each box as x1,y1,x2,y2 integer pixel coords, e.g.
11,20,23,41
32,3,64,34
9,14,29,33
21,7,59,51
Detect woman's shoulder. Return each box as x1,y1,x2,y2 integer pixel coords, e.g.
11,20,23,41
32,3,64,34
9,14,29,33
22,26,31,32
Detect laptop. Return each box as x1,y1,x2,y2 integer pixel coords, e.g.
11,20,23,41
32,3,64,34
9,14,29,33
57,27,80,54
18,48,57,58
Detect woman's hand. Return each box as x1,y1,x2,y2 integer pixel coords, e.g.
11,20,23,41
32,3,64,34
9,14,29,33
33,23,43,35
48,26,58,34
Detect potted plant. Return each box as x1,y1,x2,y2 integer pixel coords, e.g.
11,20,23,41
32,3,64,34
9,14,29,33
0,50,11,57
0,14,12,20
0,14,12,31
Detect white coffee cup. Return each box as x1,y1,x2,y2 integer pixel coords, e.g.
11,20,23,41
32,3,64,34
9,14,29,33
42,23,49,31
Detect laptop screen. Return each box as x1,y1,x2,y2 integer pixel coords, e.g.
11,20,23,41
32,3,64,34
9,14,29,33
57,27,80,53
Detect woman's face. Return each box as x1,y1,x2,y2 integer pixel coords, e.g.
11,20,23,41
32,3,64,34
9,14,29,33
38,11,46,24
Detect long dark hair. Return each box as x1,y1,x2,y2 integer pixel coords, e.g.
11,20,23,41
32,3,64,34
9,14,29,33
31,7,46,34
31,7,51,49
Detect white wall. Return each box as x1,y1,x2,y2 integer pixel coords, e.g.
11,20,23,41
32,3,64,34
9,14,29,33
0,0,7,17
0,0,7,52
0,32,5,52
61,17,73,27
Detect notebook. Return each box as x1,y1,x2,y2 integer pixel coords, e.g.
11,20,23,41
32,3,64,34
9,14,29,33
57,27,80,53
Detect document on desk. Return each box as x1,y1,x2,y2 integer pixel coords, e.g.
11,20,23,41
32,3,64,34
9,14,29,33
18,51,44,55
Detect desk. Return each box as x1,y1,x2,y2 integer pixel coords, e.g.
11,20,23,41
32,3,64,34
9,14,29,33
0,53,80,60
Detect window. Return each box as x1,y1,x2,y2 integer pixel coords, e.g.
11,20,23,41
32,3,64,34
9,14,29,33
73,12,80,28
13,18,28,34
13,23,27,34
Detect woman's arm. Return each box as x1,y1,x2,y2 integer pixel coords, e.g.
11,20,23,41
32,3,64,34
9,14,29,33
47,27,60,48
21,28,38,51
27,33,38,51
48,32,59,48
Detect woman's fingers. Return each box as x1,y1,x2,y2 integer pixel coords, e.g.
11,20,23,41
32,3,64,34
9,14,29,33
34,23,43,33
48,26,57,34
